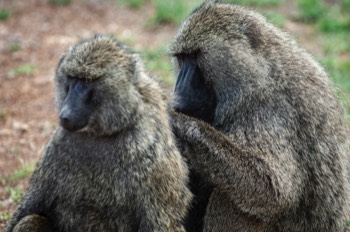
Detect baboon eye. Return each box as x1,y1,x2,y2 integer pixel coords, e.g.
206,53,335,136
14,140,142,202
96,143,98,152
188,52,198,59
176,54,185,68
85,89,94,103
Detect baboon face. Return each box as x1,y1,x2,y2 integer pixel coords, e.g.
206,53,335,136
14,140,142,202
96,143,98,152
169,3,270,124
55,36,140,136
172,53,217,123
57,75,95,132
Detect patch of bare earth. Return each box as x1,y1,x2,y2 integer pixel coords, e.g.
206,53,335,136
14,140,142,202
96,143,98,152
0,0,177,229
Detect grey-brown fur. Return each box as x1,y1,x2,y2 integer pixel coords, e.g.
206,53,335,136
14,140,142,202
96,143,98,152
12,214,53,232
169,1,350,231
7,35,192,232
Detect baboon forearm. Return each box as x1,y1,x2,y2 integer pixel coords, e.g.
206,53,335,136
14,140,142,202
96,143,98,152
11,214,53,232
172,113,301,215
7,178,51,232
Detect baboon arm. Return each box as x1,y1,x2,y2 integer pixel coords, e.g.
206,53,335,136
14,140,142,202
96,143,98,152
6,187,48,232
10,214,53,232
138,184,187,232
171,112,302,217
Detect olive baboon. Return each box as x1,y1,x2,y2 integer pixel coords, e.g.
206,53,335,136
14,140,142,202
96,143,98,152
7,35,192,232
169,1,350,232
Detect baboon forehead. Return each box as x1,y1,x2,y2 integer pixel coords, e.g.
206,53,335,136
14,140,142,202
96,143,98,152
169,3,247,54
59,37,134,80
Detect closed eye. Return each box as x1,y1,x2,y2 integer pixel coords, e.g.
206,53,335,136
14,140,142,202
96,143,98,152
175,52,200,68
175,54,185,68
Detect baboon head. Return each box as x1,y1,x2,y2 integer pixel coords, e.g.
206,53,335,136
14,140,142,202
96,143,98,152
169,1,272,124
55,35,143,136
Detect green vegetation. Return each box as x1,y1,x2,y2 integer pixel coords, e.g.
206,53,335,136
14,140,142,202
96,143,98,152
346,221,350,229
318,10,350,33
49,0,72,6
0,108,5,121
141,47,174,85
115,0,201,25
0,212,11,221
0,9,11,21
298,0,325,22
149,0,202,25
227,0,282,6
320,55,350,121
4,166,34,183
341,0,350,11
11,64,36,76
152,0,187,24
116,0,146,9
10,42,21,53
304,1,350,120
263,12,287,27
5,187,22,202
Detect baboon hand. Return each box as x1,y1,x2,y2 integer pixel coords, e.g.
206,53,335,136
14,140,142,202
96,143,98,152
170,111,203,143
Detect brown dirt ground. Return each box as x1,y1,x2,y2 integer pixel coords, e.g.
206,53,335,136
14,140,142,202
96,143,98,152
0,0,344,230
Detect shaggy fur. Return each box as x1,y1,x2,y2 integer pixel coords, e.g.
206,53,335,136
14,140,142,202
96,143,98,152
169,1,350,231
8,35,192,232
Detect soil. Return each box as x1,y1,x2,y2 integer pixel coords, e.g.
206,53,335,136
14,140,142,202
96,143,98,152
0,0,343,230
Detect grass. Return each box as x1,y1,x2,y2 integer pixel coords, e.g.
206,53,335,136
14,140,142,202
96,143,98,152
4,166,34,183
297,0,325,22
116,0,146,9
140,47,174,85
227,0,283,6
5,188,22,202
150,0,193,25
0,212,11,221
9,43,21,53
0,9,11,21
321,55,350,121
322,33,350,54
11,64,36,76
49,0,72,6
311,3,350,121
341,0,350,11
317,7,350,33
0,108,5,121
263,12,287,27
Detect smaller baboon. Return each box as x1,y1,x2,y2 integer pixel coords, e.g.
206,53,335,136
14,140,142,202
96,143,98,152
7,35,192,232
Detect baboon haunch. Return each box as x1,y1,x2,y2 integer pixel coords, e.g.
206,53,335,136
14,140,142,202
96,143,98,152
7,35,192,232
169,1,350,232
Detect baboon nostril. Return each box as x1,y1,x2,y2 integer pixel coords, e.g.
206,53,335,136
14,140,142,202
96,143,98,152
60,116,69,124
59,116,70,128
59,107,73,130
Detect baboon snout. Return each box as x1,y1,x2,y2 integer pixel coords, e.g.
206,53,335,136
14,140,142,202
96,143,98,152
59,78,95,132
59,106,89,132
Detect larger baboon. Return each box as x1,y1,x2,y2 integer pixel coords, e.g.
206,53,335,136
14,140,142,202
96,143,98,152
7,35,192,232
169,1,350,231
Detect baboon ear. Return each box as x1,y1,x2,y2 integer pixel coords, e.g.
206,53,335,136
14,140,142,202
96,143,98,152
240,19,266,49
130,54,142,81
